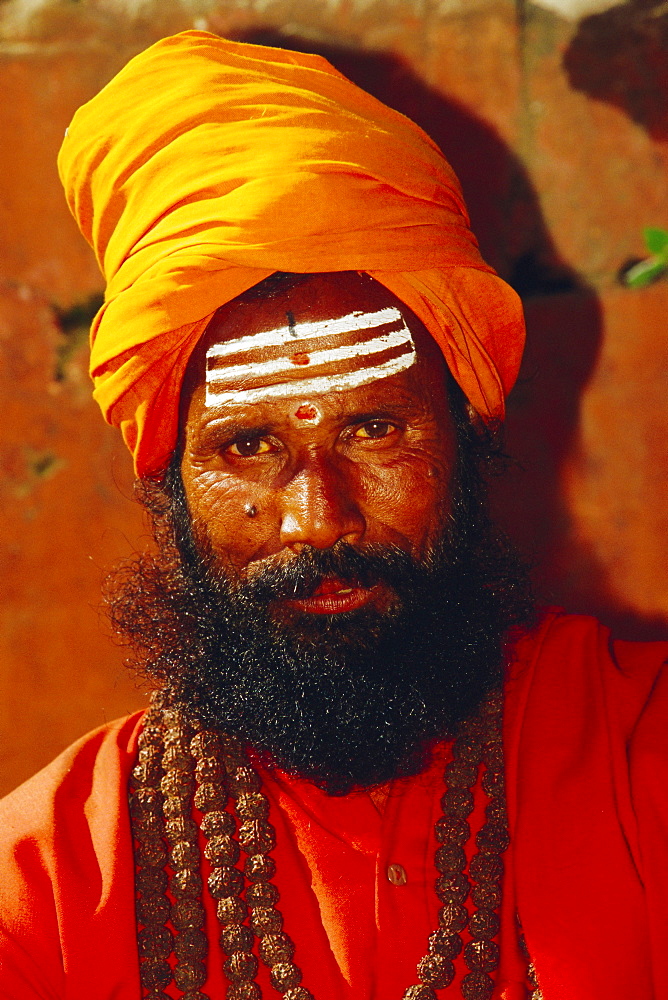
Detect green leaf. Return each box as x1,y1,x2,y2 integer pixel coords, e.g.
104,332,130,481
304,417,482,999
643,227,668,256
624,256,668,289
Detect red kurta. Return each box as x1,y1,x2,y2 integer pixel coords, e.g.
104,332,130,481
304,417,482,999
1,611,666,999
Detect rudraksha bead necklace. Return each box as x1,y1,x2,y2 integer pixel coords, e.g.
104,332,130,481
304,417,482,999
129,688,511,1000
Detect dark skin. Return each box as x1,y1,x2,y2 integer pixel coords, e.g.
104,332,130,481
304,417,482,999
180,272,457,618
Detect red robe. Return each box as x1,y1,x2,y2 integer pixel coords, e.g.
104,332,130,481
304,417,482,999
1,611,666,999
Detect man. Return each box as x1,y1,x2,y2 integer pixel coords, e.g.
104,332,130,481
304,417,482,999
0,30,666,1000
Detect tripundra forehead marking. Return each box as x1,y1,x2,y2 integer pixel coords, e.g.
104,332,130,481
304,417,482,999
205,306,416,407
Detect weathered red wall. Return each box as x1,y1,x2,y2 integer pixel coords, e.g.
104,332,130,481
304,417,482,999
1,0,666,796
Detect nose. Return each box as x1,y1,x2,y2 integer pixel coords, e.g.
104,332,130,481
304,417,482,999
279,455,365,553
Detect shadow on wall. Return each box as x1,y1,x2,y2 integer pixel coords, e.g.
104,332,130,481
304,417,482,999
232,28,659,635
560,0,668,638
564,0,668,143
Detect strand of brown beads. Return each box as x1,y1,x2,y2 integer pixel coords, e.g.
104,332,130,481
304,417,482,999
130,690,509,1000
192,727,257,998
161,708,211,999
403,689,507,1000
195,727,315,1000
130,705,173,999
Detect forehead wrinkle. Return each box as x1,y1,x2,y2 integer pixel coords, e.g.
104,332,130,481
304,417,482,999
194,374,433,434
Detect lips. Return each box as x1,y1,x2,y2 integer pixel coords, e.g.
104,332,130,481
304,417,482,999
282,575,376,615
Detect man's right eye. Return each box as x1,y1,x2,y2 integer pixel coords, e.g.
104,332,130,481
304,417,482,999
226,437,273,457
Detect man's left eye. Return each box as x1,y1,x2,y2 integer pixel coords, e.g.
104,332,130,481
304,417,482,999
226,437,273,457
353,420,395,440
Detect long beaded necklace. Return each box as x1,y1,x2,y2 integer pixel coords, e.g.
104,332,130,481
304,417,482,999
129,688,515,1000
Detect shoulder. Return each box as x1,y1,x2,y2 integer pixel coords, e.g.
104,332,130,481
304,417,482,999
0,712,146,998
0,711,146,838
0,711,146,908
505,609,668,741
508,607,668,677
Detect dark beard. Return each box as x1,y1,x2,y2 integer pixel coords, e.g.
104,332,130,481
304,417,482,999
106,430,534,795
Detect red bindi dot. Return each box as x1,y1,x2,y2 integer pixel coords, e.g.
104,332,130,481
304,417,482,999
289,352,310,366
295,404,317,421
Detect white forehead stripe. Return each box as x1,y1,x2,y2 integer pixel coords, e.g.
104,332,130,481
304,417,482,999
206,307,404,360
209,327,411,385
205,306,416,407
206,354,416,406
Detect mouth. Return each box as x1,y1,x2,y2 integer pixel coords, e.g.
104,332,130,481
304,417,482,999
280,575,379,615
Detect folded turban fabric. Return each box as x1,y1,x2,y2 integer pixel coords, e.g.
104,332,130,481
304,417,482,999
58,30,525,477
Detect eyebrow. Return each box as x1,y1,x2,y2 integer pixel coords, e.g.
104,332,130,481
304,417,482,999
194,419,274,443
200,397,423,437
343,401,421,422
195,394,421,437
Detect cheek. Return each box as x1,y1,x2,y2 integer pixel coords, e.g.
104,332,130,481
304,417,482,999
357,452,454,546
182,470,272,566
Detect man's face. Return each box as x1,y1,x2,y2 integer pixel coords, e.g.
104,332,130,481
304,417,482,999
110,271,529,793
179,271,457,618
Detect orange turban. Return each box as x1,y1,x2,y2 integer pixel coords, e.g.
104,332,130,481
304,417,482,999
58,30,525,477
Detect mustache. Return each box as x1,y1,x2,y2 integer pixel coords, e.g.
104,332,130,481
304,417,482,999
207,540,445,605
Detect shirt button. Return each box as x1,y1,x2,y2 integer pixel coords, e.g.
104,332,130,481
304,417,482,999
387,863,407,886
